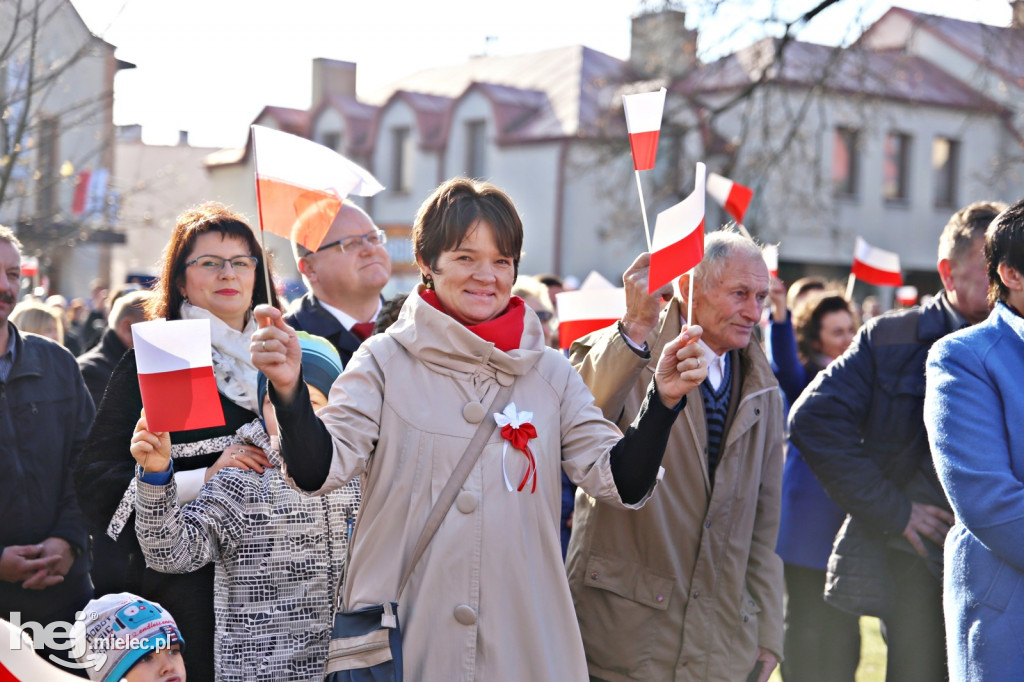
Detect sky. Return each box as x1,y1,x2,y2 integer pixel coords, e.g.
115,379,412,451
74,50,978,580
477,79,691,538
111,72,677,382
69,0,1014,149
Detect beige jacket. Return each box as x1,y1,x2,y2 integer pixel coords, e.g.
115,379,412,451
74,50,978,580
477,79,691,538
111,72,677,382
302,289,651,680
566,299,784,682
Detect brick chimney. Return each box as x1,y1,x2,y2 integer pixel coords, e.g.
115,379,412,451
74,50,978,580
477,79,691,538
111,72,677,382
312,58,357,105
1013,0,1024,28
630,8,698,79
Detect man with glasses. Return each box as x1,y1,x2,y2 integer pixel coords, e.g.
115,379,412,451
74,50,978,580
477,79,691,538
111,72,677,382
286,200,392,364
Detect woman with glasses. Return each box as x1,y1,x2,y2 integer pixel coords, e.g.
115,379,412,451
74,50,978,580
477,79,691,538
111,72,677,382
73,202,281,682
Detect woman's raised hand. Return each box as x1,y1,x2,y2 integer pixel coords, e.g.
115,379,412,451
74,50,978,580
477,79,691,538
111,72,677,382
130,410,172,474
653,325,707,409
251,304,303,404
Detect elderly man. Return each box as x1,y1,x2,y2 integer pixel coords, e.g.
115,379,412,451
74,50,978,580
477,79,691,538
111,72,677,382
567,229,784,682
77,289,150,409
0,226,95,666
285,200,391,362
789,200,1005,682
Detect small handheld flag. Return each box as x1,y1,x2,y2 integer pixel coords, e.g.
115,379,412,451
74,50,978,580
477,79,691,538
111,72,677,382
622,88,666,172
251,125,384,253
132,319,225,432
706,172,753,225
763,244,779,278
851,237,903,287
555,271,626,350
622,87,667,250
649,163,707,295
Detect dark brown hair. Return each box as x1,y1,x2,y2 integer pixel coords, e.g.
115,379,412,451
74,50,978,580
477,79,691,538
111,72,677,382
793,292,855,364
985,199,1024,307
146,202,281,320
412,178,522,285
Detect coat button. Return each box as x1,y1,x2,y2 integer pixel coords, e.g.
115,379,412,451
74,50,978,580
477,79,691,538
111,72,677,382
453,604,477,625
754,408,760,416
462,401,485,423
496,372,514,387
456,491,478,513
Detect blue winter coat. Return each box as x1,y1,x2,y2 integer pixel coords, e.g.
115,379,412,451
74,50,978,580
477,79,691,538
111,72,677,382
925,302,1024,681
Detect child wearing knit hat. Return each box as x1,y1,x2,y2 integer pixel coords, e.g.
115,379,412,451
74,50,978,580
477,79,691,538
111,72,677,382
127,333,360,681
70,592,185,681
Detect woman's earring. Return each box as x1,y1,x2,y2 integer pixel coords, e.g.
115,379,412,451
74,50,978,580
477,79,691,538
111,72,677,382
425,275,434,290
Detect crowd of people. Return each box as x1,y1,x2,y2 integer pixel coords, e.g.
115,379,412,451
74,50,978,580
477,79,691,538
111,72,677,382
2,178,1023,682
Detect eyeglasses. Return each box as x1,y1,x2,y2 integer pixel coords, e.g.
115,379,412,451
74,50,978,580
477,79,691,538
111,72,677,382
185,255,259,272
316,229,387,254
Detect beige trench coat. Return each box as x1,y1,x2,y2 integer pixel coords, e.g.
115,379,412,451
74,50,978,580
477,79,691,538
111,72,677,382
566,299,785,682
299,289,652,680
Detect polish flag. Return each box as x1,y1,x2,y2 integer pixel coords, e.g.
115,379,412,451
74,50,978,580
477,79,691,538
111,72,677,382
706,172,753,225
622,88,666,171
132,319,225,432
763,244,779,278
251,125,384,252
19,257,38,278
555,271,625,350
896,285,918,306
649,163,707,294
851,237,903,287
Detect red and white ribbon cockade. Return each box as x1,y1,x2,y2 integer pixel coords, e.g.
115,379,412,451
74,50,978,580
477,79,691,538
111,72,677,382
493,402,538,493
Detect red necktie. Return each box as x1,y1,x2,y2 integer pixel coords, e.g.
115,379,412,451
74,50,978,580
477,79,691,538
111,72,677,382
350,322,375,341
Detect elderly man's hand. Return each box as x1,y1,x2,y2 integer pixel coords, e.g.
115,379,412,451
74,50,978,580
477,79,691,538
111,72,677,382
654,325,706,408
0,545,60,584
620,253,673,346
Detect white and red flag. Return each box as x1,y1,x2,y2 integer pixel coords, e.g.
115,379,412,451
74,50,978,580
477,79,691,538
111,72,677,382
706,172,753,225
763,244,779,278
851,237,903,287
132,319,225,432
555,271,626,350
251,125,384,252
649,163,707,294
622,88,666,172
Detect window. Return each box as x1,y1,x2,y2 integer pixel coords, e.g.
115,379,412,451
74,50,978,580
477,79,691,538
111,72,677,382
933,136,960,208
832,127,860,197
321,132,342,152
390,126,412,193
36,116,59,218
465,120,487,179
883,132,911,201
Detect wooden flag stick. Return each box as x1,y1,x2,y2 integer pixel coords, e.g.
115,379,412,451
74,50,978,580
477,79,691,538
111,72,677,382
635,170,652,252
845,273,856,301
687,269,695,325
249,126,274,306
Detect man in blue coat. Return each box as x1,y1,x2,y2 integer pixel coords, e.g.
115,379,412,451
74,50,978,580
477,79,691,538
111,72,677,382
789,200,1004,682
0,226,96,668
285,201,391,363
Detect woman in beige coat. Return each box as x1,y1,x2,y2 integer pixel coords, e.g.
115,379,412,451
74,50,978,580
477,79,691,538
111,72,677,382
251,178,707,680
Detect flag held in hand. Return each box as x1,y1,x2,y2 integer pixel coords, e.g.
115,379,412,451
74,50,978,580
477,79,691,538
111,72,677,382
851,237,903,287
649,163,707,294
763,244,779,278
622,87,666,172
707,172,753,225
555,271,626,350
251,125,384,253
132,319,225,432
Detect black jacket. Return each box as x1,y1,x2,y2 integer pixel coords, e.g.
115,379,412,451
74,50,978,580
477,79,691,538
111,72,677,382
0,325,95,619
284,292,363,365
790,293,954,535
76,327,129,409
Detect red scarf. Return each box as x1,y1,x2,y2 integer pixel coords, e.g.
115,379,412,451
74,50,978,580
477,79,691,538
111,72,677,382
419,290,525,351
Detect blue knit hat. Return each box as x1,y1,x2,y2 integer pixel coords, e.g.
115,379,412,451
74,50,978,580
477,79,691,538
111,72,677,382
257,332,344,411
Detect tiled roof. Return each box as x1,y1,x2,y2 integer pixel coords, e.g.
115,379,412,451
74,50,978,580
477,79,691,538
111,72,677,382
257,106,311,137
365,45,630,141
378,91,453,150
676,37,1003,113
312,94,378,156
863,7,1024,89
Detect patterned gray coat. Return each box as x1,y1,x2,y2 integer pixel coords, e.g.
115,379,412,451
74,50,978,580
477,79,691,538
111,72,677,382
136,420,360,681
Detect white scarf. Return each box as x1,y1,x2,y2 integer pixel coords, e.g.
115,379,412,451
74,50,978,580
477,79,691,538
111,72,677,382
180,302,260,414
